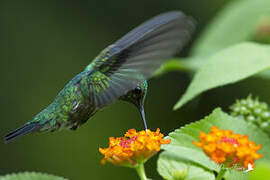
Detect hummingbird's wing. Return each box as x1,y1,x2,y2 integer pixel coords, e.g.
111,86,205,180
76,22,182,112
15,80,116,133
87,11,195,107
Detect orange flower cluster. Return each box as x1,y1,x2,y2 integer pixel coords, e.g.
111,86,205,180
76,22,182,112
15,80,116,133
193,126,262,170
99,128,171,167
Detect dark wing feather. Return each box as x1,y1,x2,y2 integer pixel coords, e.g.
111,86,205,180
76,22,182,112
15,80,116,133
86,11,195,107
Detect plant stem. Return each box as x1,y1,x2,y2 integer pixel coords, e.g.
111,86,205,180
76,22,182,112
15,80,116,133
135,163,148,180
216,168,226,180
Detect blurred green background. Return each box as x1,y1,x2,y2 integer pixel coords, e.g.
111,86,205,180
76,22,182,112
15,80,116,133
2,0,270,179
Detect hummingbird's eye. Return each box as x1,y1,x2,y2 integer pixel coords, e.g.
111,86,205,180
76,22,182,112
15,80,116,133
134,87,142,94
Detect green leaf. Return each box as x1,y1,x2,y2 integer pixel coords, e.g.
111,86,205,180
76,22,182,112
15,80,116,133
154,0,270,84
158,108,270,180
158,152,215,180
225,170,249,180
174,42,270,110
0,172,68,180
250,161,270,180
191,0,270,56
154,58,199,77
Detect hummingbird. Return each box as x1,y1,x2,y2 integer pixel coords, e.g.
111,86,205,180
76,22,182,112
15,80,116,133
5,11,195,142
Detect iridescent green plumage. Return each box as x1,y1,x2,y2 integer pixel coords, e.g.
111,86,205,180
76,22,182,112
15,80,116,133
5,11,195,142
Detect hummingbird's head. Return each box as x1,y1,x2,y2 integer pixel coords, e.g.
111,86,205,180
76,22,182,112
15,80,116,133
120,80,148,129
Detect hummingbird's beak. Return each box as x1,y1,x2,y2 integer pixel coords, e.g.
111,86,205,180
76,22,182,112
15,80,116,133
139,103,147,130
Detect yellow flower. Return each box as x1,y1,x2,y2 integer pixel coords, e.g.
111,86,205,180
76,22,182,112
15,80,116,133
99,128,171,167
193,126,262,170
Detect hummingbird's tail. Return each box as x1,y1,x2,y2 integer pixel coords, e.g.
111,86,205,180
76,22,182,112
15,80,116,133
4,123,41,143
